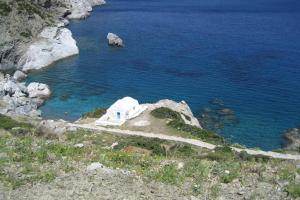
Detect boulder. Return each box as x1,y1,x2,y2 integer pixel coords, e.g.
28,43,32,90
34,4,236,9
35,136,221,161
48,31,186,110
27,82,51,99
107,33,124,47
37,120,67,137
88,0,106,7
18,27,79,71
13,70,27,81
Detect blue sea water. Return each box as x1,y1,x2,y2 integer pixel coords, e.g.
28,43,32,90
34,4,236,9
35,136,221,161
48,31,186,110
27,0,300,150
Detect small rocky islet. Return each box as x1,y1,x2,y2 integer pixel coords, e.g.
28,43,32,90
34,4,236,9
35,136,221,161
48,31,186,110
0,0,300,199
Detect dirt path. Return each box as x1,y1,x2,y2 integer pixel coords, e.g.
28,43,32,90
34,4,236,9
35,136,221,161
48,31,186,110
69,123,300,160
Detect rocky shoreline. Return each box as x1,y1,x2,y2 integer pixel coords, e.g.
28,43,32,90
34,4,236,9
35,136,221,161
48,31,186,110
0,0,106,118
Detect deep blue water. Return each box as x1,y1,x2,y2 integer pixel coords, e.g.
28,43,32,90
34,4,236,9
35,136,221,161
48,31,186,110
27,0,300,150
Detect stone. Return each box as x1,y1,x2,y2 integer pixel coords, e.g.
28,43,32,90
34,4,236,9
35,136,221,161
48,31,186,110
18,27,79,72
37,120,67,137
13,70,27,81
107,33,124,47
87,162,104,171
27,82,51,99
74,143,84,148
110,142,119,149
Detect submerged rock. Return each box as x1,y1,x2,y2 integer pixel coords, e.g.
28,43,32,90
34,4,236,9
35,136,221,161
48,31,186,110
18,27,79,72
107,33,124,47
198,99,239,133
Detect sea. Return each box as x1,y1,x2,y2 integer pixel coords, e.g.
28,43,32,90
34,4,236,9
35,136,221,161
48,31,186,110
27,0,300,150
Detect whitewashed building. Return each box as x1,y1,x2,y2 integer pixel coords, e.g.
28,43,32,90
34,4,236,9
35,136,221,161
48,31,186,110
95,97,147,126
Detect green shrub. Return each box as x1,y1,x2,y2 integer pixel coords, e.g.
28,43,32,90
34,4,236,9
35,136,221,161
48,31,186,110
286,183,300,198
168,120,224,144
221,171,239,183
0,114,33,130
115,137,166,156
169,144,197,157
154,164,181,184
0,2,12,16
150,107,183,121
82,108,107,118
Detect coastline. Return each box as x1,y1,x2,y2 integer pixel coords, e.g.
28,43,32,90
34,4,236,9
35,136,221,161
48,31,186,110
0,0,106,118
0,0,299,153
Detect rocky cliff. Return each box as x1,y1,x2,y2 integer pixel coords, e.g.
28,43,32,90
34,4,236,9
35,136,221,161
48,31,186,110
0,0,105,71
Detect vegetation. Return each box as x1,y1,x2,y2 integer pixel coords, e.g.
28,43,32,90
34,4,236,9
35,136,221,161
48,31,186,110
0,1,12,16
16,0,45,19
151,107,224,144
286,183,300,198
82,108,107,118
0,115,299,199
0,114,33,130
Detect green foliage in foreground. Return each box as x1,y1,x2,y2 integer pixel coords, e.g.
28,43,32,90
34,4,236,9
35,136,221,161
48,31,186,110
286,183,300,198
0,114,33,130
151,107,224,144
0,125,299,199
82,108,107,118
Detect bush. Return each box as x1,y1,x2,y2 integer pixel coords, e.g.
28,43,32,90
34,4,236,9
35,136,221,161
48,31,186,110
168,120,224,144
115,137,167,156
286,183,300,198
82,108,107,118
0,114,33,130
150,107,183,121
0,2,12,16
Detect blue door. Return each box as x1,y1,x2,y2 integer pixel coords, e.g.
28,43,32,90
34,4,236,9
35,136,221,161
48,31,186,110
117,112,121,120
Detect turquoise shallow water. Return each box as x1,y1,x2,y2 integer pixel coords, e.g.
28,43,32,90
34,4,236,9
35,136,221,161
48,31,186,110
27,0,300,150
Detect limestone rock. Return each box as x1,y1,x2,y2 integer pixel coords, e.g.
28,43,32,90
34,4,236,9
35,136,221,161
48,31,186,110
107,33,124,47
27,82,51,99
13,70,27,81
18,27,79,71
87,162,104,171
37,120,67,137
146,99,202,128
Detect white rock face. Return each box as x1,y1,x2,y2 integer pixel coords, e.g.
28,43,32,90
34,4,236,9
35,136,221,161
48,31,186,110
66,0,106,19
13,70,27,81
88,0,106,7
107,33,124,47
27,82,51,99
18,27,79,71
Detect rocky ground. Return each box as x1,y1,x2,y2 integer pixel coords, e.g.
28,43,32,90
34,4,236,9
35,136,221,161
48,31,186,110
1,113,300,200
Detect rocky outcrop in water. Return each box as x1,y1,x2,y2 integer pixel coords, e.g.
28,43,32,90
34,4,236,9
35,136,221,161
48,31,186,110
283,127,300,152
107,33,124,47
198,99,239,133
0,73,50,118
18,27,79,71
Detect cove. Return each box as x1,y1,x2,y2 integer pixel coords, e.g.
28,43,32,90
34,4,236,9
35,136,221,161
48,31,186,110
27,0,300,150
